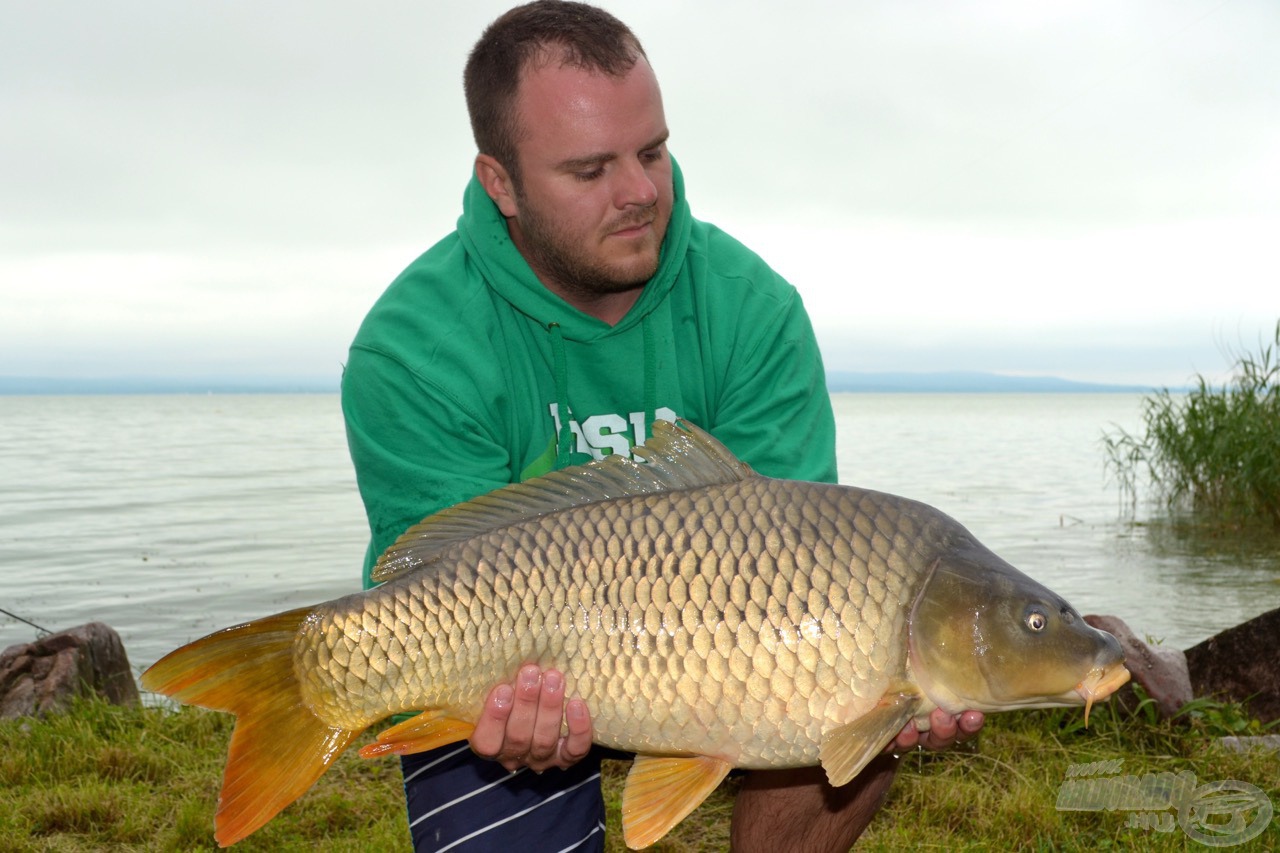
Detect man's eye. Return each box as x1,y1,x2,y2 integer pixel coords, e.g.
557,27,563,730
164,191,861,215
575,168,604,182
641,148,664,163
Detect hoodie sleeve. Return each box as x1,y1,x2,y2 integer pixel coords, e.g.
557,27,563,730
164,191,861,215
342,345,512,587
708,286,838,484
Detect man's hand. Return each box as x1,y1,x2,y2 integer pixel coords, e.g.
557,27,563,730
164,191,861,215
469,664,593,773
887,708,984,753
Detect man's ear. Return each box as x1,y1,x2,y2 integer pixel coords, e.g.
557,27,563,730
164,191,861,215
475,154,519,218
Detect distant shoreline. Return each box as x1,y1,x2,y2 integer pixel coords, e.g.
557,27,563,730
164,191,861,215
1,372,1166,396
825,371,1159,394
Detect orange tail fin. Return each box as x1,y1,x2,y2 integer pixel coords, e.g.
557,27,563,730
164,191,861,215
141,607,362,846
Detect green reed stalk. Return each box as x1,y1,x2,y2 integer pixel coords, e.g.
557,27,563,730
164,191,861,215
1105,320,1280,528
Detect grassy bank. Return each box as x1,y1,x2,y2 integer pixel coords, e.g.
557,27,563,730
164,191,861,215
3,695,1276,851
0,698,406,851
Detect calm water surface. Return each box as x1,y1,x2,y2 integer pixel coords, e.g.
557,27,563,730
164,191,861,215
0,395,367,673
1,393,1277,677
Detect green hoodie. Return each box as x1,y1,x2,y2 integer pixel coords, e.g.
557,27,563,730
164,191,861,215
342,159,836,588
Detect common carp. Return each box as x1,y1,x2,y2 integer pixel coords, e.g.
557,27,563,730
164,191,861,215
142,419,1129,848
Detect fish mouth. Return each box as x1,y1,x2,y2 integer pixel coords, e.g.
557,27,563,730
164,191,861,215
1075,663,1131,726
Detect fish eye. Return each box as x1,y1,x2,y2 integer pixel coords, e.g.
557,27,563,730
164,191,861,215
1025,607,1047,632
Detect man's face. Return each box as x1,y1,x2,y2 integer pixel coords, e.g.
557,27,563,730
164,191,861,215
502,55,673,307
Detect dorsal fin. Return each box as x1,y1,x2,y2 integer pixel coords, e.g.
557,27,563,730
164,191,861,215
370,419,755,584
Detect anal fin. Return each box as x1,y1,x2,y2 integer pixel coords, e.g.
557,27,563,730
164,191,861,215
820,691,922,786
359,710,476,759
622,753,732,849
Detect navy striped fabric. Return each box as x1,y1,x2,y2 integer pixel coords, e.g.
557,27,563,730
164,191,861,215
401,744,606,852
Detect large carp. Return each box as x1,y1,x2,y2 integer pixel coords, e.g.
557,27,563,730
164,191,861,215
143,419,1129,848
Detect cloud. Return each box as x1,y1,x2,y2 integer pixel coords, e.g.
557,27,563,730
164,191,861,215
1,1,1275,384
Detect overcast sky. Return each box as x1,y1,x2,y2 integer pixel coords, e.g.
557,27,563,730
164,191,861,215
2,0,1276,387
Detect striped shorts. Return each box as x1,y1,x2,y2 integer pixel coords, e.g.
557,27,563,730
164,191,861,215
401,743,606,852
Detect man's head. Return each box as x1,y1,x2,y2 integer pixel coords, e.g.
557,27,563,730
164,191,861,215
465,1,646,186
466,1,674,322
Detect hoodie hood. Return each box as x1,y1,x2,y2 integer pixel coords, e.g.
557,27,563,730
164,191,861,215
455,157,693,342
345,150,836,589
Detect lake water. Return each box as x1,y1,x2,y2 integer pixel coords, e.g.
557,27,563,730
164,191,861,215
1,393,1277,678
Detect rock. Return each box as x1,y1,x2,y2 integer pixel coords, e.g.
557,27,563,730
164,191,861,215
1084,614,1193,720
0,622,140,719
1185,606,1280,724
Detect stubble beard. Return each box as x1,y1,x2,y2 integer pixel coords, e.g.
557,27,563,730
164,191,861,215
515,192,664,299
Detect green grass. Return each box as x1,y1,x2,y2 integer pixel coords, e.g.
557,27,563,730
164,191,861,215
3,695,1276,851
1105,320,1280,529
0,698,406,851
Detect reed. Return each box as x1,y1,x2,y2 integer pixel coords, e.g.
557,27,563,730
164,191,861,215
1105,321,1280,528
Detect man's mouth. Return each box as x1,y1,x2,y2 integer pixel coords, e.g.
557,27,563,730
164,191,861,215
608,217,655,238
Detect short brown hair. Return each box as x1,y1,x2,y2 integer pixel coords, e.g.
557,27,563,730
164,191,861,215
464,1,648,182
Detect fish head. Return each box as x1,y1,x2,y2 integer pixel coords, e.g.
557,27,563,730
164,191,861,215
908,542,1129,721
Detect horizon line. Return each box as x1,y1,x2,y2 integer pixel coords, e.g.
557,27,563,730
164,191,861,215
0,371,1175,396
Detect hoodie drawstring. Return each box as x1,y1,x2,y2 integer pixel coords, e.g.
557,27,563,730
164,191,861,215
548,322,575,465
641,314,656,445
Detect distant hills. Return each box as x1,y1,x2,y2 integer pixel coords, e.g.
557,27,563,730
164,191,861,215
825,371,1156,393
3,372,1158,395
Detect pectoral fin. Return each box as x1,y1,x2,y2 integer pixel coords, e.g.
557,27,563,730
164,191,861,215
820,692,922,786
358,711,476,759
622,754,732,849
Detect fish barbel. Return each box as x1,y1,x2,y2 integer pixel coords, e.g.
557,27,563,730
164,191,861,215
142,419,1129,848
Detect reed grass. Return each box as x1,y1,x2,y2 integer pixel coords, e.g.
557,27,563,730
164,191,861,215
1105,320,1280,528
3,694,1275,850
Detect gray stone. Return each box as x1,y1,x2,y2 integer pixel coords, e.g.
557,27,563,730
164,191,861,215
1084,614,1193,720
0,622,140,719
1185,606,1280,724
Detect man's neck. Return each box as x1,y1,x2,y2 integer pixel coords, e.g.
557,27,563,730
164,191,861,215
543,284,644,326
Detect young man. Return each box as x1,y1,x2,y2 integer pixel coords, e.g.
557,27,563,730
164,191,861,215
342,3,982,850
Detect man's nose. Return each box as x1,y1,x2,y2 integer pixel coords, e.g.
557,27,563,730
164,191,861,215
615,159,658,208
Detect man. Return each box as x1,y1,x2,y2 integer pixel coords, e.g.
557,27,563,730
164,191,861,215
342,3,982,850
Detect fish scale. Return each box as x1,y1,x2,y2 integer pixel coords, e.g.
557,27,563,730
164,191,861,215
293,476,931,769
142,419,1129,849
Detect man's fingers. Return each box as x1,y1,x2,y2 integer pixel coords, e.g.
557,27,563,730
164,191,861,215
469,665,597,773
957,710,985,740
526,669,567,764
915,709,985,751
928,708,959,743
883,709,986,754
559,698,593,764
471,664,541,771
499,664,543,760
887,722,920,753
469,683,515,759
